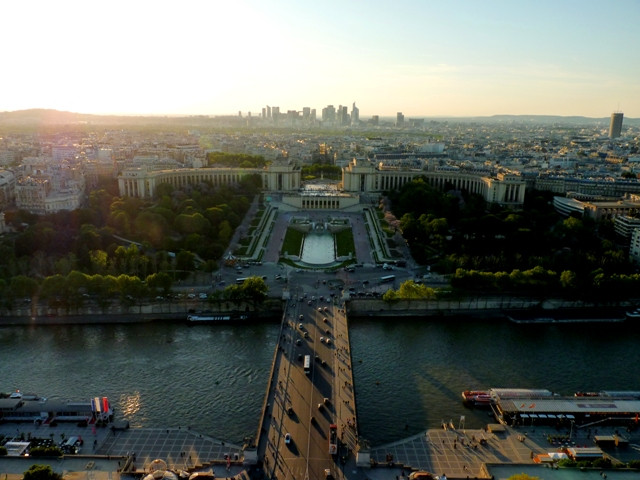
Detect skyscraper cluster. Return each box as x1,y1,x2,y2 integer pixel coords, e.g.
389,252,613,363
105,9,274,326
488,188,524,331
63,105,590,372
260,103,362,127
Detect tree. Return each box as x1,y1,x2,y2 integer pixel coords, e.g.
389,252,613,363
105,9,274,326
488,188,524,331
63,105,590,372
383,280,437,301
23,464,63,480
40,274,66,301
146,272,172,295
134,211,171,247
240,276,268,303
116,274,147,302
175,250,196,278
559,270,577,291
396,280,437,299
174,212,211,235
218,220,233,244
88,189,114,225
10,275,39,299
89,249,109,274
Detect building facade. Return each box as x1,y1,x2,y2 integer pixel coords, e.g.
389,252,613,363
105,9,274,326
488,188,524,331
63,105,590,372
118,160,526,207
15,175,84,214
118,164,301,199
630,228,640,264
0,170,16,209
341,159,526,206
609,112,624,139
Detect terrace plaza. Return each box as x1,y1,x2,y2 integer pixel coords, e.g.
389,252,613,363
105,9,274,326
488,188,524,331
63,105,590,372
3,412,640,480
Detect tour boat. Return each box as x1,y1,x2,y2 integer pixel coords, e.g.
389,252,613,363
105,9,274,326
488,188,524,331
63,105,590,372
187,313,249,323
461,390,492,406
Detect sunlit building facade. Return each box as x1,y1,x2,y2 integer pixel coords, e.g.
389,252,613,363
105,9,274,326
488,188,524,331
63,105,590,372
609,112,624,139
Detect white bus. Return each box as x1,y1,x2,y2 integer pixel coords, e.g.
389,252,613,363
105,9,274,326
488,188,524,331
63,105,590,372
379,274,396,283
303,355,311,375
235,277,248,284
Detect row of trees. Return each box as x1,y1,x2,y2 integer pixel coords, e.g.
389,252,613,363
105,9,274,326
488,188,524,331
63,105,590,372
1,177,259,290
387,178,636,299
206,152,267,168
212,276,268,303
382,280,438,302
2,270,173,310
301,164,342,180
452,266,640,300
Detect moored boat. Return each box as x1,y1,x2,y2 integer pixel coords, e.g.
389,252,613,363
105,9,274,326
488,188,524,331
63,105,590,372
472,393,493,406
187,313,250,323
462,390,492,406
0,393,113,424
187,313,232,322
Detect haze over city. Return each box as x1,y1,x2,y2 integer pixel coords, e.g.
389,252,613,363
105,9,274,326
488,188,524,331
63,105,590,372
3,0,639,118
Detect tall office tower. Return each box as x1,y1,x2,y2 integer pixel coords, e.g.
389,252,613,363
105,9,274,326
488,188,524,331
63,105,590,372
337,105,349,126
261,107,266,118
310,109,317,123
302,107,310,121
371,115,379,126
322,105,336,124
609,112,624,138
272,106,280,122
286,110,298,125
267,106,272,119
351,102,359,126
396,112,404,127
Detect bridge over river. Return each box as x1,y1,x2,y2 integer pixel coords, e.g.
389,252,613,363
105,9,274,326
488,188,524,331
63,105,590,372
255,293,365,480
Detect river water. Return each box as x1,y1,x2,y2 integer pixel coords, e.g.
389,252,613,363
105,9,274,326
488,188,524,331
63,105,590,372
1,318,639,447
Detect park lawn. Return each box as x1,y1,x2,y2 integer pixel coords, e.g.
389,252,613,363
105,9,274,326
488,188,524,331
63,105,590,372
335,228,355,257
282,228,304,257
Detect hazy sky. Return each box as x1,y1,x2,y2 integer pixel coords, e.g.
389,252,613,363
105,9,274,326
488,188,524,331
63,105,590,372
3,0,639,117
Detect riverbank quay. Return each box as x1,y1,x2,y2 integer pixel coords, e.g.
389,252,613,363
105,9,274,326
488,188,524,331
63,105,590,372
366,423,640,480
0,296,635,326
5,422,639,480
0,423,248,479
0,299,283,326
347,297,633,321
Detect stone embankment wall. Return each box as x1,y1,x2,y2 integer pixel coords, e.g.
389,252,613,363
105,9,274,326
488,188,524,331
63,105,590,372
346,297,629,318
1,296,629,326
0,299,284,325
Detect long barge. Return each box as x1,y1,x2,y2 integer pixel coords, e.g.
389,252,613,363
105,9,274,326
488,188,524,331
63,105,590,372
483,388,640,428
187,312,250,323
506,308,626,324
0,391,113,424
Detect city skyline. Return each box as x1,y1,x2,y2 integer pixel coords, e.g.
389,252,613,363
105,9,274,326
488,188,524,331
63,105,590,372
2,0,639,118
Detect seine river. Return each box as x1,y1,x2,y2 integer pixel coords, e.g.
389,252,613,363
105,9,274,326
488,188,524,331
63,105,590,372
2,317,640,447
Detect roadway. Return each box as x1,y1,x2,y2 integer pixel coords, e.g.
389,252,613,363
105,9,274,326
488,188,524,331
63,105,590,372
258,282,358,480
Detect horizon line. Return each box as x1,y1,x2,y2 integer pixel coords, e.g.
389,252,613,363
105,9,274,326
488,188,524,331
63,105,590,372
0,108,631,120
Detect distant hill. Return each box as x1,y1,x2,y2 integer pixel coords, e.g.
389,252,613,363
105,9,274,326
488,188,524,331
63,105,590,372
0,109,218,128
419,114,639,126
0,109,101,125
